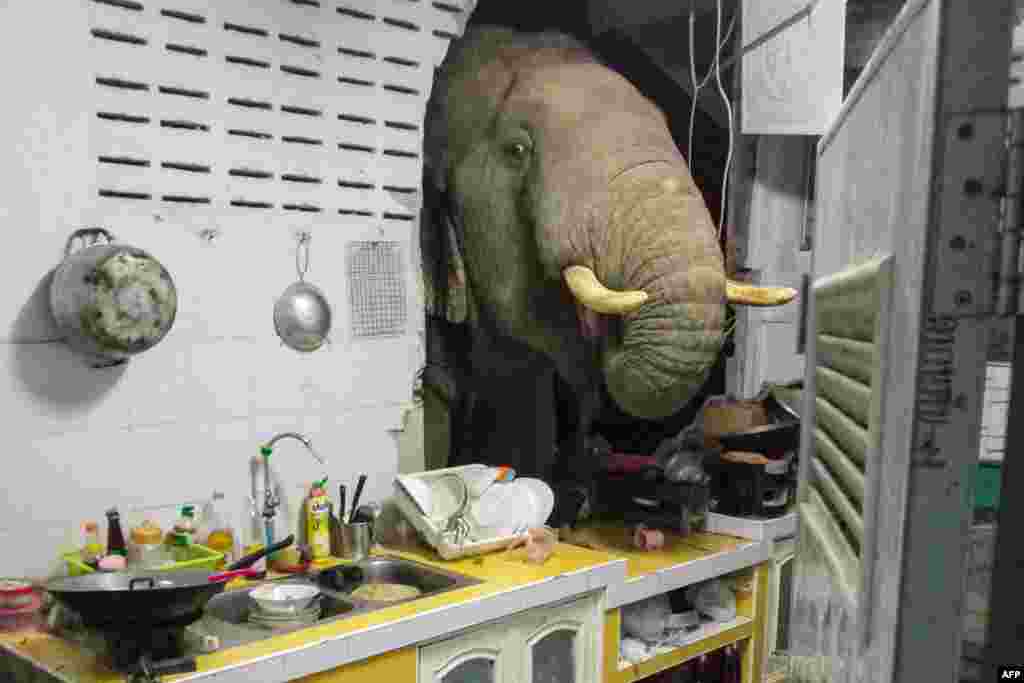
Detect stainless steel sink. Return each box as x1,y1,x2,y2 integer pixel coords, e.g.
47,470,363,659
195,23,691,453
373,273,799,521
317,556,479,603
198,556,481,648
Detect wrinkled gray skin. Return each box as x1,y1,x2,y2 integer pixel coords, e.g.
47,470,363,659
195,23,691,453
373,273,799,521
421,27,726,514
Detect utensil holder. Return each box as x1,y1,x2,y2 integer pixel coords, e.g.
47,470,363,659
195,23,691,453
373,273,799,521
340,522,372,561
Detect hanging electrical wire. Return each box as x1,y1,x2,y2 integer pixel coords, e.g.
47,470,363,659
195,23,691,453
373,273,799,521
686,4,736,163
713,0,735,240
685,0,737,239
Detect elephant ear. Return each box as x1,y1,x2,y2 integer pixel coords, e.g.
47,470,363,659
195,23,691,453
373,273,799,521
421,219,471,324
420,173,472,324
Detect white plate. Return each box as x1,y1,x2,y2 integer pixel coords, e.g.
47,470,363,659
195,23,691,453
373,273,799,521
517,478,555,527
468,480,537,537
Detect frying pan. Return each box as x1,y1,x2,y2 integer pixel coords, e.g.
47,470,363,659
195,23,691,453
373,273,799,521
46,535,295,630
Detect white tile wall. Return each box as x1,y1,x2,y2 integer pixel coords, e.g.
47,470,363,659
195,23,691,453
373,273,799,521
0,0,473,578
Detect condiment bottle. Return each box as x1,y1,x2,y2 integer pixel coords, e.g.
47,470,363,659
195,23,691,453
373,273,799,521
306,478,331,563
105,508,127,558
81,522,103,569
201,492,236,569
171,505,197,563
129,520,164,568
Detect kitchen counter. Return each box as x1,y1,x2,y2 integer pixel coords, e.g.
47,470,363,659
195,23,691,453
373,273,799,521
0,540,624,683
561,523,771,608
0,525,770,683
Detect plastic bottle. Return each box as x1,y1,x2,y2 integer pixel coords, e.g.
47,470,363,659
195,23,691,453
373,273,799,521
201,492,236,569
171,505,197,563
129,519,164,568
105,508,127,558
241,496,267,578
306,478,331,563
81,522,103,569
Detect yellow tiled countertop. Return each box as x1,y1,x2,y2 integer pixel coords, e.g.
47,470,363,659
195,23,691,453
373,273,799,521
0,541,624,683
0,525,770,683
561,523,772,608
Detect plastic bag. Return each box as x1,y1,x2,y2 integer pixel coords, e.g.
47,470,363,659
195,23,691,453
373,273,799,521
685,579,737,622
621,594,672,642
507,527,556,564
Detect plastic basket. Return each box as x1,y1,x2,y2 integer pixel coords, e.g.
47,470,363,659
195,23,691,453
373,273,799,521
62,543,224,576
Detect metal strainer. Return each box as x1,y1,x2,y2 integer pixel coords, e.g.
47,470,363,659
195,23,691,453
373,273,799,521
274,232,332,352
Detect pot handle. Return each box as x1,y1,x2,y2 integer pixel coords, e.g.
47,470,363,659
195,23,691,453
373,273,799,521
63,228,116,258
208,568,260,583
129,577,156,591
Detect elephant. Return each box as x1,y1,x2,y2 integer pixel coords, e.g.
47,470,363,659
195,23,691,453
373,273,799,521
419,26,795,524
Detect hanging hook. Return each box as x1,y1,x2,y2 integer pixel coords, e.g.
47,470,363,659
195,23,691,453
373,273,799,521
295,231,312,281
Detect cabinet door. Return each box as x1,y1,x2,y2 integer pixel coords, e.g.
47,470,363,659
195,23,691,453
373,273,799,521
514,594,600,683
419,626,507,683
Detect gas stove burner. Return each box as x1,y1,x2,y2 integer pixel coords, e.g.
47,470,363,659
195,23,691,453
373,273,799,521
104,625,186,671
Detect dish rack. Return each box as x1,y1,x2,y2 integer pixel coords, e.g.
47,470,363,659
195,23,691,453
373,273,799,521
393,465,525,561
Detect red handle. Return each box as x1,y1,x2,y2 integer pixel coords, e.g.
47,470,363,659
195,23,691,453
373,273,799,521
208,568,260,583
604,453,658,473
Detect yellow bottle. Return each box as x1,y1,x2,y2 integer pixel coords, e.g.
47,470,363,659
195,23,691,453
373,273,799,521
306,479,331,562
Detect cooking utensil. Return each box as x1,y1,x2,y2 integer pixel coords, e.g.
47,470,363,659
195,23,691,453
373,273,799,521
273,232,332,352
50,228,177,368
338,484,347,524
351,502,382,544
340,522,372,561
715,420,800,455
349,474,367,524
329,502,343,557
45,535,294,630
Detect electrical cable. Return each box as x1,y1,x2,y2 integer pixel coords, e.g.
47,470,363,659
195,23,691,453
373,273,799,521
713,0,735,239
687,4,737,164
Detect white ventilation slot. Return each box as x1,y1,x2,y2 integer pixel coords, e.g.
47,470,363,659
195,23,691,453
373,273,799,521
347,240,407,338
85,0,471,217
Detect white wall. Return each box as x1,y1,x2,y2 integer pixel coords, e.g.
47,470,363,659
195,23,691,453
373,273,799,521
0,0,472,579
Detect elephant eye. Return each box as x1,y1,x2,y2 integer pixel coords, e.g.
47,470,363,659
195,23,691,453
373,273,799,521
503,141,530,163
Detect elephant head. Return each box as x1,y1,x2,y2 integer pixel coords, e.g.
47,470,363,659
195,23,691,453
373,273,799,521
422,26,794,421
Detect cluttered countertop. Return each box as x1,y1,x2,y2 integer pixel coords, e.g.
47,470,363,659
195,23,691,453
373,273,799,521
0,391,798,683
0,525,772,683
0,536,626,683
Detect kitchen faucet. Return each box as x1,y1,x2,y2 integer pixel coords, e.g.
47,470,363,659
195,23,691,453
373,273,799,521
259,432,326,549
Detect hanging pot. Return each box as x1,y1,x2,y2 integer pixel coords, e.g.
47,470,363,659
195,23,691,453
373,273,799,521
273,232,332,352
49,228,178,367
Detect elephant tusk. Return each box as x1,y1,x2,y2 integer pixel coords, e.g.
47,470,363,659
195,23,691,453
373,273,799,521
563,266,649,314
726,279,798,307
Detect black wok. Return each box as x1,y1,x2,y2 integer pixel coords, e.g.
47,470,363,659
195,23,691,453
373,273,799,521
715,420,800,455
46,534,295,630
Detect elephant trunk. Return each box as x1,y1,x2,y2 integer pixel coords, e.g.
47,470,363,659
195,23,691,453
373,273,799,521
558,163,798,419
574,163,726,419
